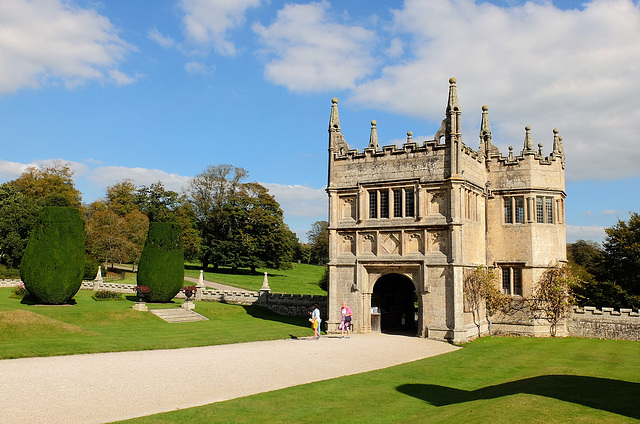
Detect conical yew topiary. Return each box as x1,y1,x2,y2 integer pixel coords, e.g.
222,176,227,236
20,206,85,304
137,222,184,302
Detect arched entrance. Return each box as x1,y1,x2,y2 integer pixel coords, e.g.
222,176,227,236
371,273,418,334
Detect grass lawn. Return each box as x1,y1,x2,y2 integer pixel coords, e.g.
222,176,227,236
183,262,326,295
116,336,640,424
0,288,310,359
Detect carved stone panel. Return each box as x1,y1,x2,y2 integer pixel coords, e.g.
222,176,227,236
429,230,448,254
406,232,423,254
340,233,355,255
380,232,401,255
340,196,357,220
430,190,447,216
361,233,376,255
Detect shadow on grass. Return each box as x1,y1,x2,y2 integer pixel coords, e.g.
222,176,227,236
397,375,640,419
241,304,309,329
124,295,176,305
20,296,76,306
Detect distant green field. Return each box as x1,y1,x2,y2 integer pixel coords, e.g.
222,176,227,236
183,263,326,295
0,288,310,359
117,336,640,424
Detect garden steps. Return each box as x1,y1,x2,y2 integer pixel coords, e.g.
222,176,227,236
149,308,209,323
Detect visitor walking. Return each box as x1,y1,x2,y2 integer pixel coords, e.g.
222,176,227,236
310,303,322,339
339,302,353,338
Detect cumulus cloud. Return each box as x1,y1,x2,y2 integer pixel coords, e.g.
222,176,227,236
180,0,262,56
87,166,192,194
566,225,606,243
255,0,640,181
347,0,640,181
253,1,377,91
260,182,327,217
0,159,36,180
0,0,136,94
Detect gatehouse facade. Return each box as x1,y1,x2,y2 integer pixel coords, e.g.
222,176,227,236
326,78,567,342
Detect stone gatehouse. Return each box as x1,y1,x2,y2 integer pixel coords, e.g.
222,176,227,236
326,78,566,343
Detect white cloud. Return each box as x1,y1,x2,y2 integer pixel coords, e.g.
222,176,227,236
185,61,215,76
253,1,378,91
180,0,262,56
260,182,327,217
601,209,621,216
0,0,135,94
87,166,192,194
109,69,143,85
0,159,36,180
148,27,176,48
344,0,640,181
566,225,606,243
386,38,404,58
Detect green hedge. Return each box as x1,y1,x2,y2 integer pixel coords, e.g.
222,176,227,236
20,206,85,304
137,222,184,302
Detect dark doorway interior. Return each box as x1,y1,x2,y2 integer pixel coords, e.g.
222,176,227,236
372,273,417,334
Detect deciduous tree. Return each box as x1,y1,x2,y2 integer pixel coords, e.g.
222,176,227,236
13,162,81,206
307,221,329,265
602,212,640,306
530,266,576,336
463,265,508,337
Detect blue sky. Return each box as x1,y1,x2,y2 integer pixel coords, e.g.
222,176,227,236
0,0,638,243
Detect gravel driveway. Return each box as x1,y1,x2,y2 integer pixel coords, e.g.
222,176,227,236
0,333,459,424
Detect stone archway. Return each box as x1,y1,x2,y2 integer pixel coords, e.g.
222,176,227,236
371,273,418,334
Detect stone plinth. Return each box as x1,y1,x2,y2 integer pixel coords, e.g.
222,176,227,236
181,300,195,310
132,302,148,312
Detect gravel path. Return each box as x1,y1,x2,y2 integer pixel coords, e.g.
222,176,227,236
0,334,459,424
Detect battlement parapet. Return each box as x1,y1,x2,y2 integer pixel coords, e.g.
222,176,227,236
569,306,640,341
334,139,446,162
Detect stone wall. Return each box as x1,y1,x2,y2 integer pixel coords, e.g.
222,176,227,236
1,279,328,320
568,306,640,341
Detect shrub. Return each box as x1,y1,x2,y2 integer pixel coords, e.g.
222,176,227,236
20,206,85,304
10,282,29,299
92,290,125,301
137,222,184,302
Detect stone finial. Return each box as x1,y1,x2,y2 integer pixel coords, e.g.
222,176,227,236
93,265,103,291
447,77,460,112
197,269,205,288
553,128,565,157
329,97,350,153
368,120,380,150
538,143,544,157
260,271,271,293
508,145,514,161
329,97,341,133
479,105,492,153
407,131,413,143
523,125,534,152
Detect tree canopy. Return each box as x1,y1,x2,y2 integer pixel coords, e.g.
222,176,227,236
307,220,329,265
188,164,295,272
602,212,640,305
0,163,82,270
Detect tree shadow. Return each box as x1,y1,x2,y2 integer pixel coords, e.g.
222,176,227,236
240,304,309,328
397,375,640,419
20,296,77,305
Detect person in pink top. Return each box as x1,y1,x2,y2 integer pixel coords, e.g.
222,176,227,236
339,302,353,338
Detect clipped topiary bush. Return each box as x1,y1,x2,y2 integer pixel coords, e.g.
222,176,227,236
137,222,184,302
20,206,85,304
